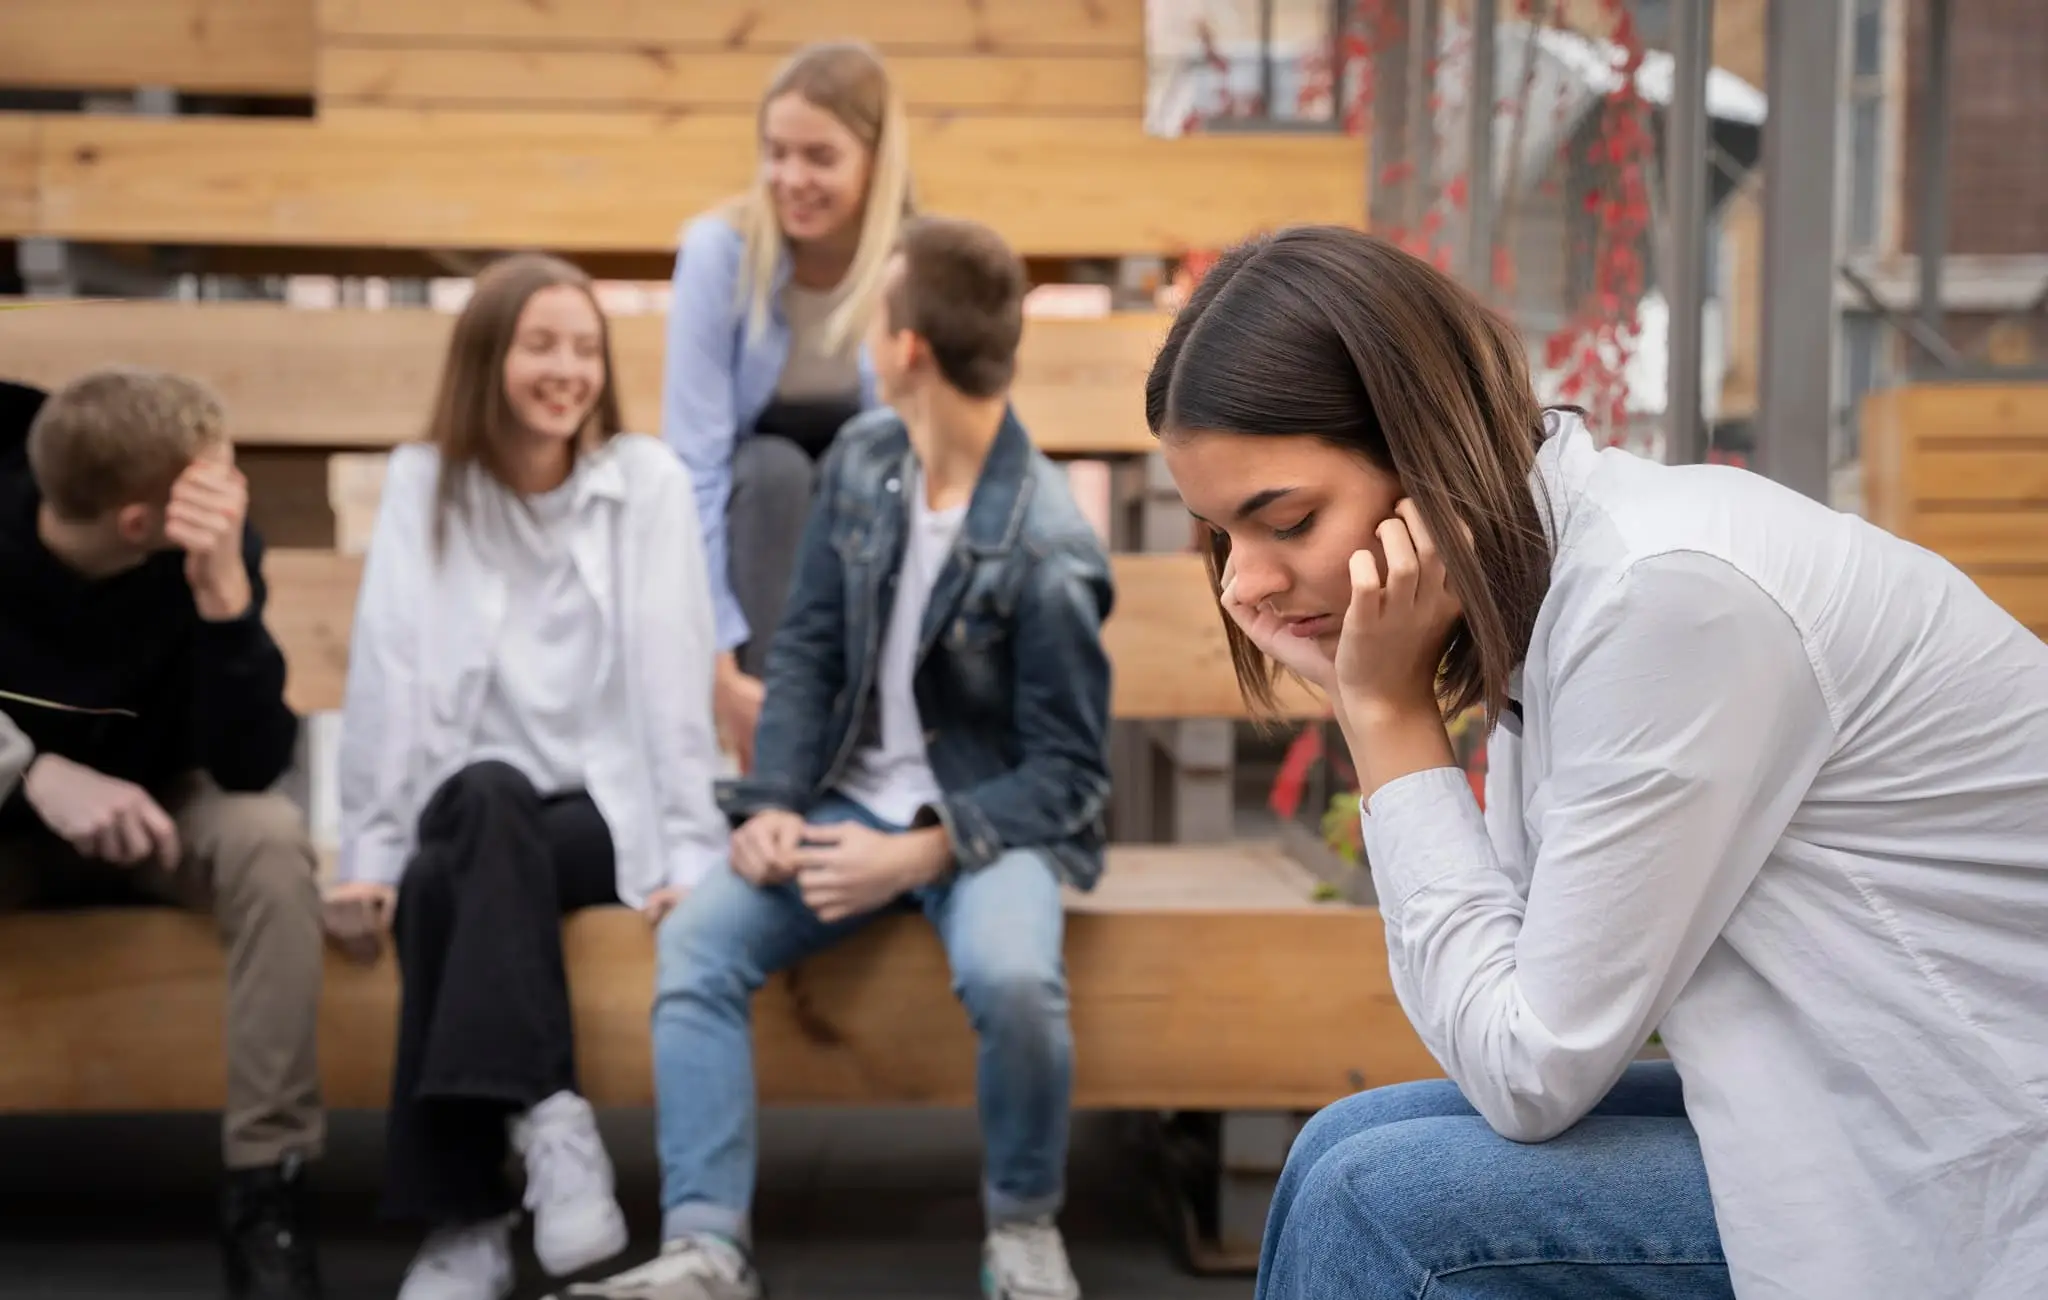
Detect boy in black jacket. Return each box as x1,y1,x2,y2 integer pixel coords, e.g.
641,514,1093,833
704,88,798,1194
0,370,325,1300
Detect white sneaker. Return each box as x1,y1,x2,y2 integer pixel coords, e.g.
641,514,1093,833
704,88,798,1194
982,1220,1081,1300
513,1090,630,1277
563,1233,761,1299
397,1217,517,1300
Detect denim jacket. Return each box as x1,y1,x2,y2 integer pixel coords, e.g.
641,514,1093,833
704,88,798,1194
720,408,1118,890
660,213,881,653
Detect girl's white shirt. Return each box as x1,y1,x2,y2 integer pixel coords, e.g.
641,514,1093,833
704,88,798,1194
1364,412,2048,1299
336,434,727,906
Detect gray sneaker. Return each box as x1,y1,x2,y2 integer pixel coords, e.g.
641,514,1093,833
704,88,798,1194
982,1220,1081,1300
561,1234,761,1300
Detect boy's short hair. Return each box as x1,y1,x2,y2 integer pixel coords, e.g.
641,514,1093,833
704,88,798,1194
884,216,1027,399
28,365,227,520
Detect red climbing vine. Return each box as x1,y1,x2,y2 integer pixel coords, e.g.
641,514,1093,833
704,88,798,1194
1176,0,1656,442
1169,1,1659,835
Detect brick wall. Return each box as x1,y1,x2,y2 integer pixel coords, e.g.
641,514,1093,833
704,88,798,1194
1902,0,2048,256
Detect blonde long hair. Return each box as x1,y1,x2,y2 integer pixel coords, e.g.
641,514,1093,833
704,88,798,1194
730,41,913,353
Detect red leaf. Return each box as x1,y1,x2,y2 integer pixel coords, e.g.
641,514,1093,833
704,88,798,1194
1267,725,1326,820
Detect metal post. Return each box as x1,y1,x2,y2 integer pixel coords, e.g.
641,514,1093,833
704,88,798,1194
1665,0,1714,464
1756,0,1843,501
1913,0,1952,377
1404,0,1441,233
1259,0,1277,118
1370,0,1411,229
1464,0,1498,291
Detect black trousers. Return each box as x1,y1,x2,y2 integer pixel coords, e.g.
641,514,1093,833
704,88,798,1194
381,761,618,1224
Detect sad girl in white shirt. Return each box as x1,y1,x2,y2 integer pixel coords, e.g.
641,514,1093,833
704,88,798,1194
1150,225,2048,1300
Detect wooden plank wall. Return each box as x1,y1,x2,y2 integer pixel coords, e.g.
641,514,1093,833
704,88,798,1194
0,0,1368,257
1863,382,2048,634
0,0,315,95
0,301,1168,457
0,119,38,235
317,0,1147,117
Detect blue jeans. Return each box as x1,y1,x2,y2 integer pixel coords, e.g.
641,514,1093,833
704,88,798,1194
1258,1062,1734,1299
651,792,1072,1243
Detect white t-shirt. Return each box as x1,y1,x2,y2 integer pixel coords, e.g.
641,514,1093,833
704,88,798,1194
834,468,967,826
466,467,605,795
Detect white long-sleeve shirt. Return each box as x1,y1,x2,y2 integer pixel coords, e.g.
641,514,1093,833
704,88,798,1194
1363,414,2048,1299
336,434,728,906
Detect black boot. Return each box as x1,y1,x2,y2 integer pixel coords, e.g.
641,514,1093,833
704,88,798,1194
221,1152,323,1300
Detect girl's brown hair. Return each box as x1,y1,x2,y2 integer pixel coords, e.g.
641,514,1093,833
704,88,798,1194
424,252,624,542
1144,225,1553,724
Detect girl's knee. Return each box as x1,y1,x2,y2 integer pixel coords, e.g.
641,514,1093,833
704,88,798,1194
732,435,817,503
1287,1078,1472,1181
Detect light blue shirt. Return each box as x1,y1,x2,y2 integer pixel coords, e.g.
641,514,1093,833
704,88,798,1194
659,214,880,652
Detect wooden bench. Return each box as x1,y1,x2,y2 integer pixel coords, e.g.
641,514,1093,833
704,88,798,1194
1863,380,2048,636
0,844,1424,1115
0,544,1430,1264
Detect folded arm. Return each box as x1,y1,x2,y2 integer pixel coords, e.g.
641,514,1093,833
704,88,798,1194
335,476,428,887
1361,552,1836,1141
192,526,300,791
661,218,752,653
930,542,1116,871
634,458,732,890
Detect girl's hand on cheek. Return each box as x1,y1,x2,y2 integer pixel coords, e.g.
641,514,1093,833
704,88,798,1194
1334,499,1464,715
1218,552,1341,696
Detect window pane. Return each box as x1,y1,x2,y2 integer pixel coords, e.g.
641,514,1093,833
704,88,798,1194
1267,0,1338,123
1848,98,1882,251
1853,0,1884,77
1838,313,1884,460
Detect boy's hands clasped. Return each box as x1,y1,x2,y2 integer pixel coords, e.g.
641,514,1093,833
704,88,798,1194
731,810,952,923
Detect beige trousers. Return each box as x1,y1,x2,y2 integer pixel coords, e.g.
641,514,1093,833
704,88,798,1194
0,773,326,1169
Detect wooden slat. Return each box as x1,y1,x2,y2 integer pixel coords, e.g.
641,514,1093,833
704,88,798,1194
0,301,1165,457
1908,449,2048,507
0,845,1432,1113
18,112,1362,256
0,0,316,95
0,118,38,235
1861,385,1906,535
318,0,1144,52
1896,382,2048,445
318,46,1146,116
261,549,1322,721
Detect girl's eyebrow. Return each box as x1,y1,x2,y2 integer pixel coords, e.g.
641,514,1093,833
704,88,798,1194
1186,486,1298,527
